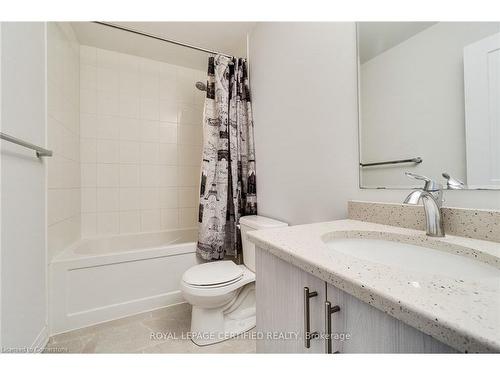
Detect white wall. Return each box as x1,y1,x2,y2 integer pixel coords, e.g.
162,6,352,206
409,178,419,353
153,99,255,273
248,22,500,223
360,22,500,188
47,23,81,260
1,22,48,350
248,23,359,224
79,46,204,237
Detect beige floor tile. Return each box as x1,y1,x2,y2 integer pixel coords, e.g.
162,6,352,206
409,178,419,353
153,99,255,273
45,303,256,354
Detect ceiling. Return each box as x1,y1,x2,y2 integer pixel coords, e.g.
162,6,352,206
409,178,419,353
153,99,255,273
358,22,437,63
71,22,256,70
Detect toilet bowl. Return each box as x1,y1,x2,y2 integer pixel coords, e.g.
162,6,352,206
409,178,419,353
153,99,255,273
180,215,288,346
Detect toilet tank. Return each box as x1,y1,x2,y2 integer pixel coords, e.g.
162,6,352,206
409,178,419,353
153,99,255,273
239,215,288,272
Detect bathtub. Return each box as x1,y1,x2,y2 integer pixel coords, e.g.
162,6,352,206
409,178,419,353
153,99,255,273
49,229,199,334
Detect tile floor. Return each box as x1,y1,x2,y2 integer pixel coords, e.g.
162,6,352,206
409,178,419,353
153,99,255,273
44,303,256,353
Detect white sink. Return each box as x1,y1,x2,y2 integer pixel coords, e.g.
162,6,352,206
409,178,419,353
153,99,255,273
325,238,500,284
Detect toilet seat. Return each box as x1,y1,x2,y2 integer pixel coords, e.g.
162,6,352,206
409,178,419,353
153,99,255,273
184,275,244,289
181,264,255,298
182,260,244,287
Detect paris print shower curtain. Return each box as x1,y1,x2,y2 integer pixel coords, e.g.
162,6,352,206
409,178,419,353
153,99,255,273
197,55,257,261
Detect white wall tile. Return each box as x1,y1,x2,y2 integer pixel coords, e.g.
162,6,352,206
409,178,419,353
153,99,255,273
179,207,197,228
96,139,119,163
159,143,177,165
81,163,97,187
140,72,159,99
97,212,119,235
96,187,120,212
80,45,97,66
119,118,141,141
80,113,98,138
119,164,140,187
177,166,200,187
141,209,161,232
97,67,119,93
159,166,178,187
81,187,96,213
160,208,179,229
178,106,203,126
140,187,159,209
97,91,120,116
119,71,140,96
119,141,141,164
80,65,97,90
140,164,161,187
178,145,202,166
96,164,120,187
97,115,120,140
120,187,142,210
141,98,159,120
141,120,160,142
81,213,97,237
178,125,202,145
159,187,178,209
80,89,97,114
159,101,177,122
119,94,140,118
48,26,81,259
119,210,141,234
80,139,97,163
140,142,159,164
97,48,121,70
159,123,177,143
79,46,206,238
178,187,198,208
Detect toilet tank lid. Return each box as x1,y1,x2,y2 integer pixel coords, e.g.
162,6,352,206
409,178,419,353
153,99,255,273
239,215,288,230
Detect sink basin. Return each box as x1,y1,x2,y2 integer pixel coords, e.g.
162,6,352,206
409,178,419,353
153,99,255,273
325,238,500,284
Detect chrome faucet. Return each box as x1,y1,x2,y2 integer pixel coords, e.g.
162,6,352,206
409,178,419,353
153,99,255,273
442,172,465,190
404,172,445,237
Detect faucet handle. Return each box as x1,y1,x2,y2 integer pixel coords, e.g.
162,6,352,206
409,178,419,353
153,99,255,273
442,172,465,190
405,172,442,191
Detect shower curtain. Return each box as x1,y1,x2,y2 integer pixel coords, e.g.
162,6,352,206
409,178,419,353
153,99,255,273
197,55,257,261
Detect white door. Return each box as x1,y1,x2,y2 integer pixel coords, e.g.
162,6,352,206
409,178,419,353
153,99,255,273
0,22,48,350
464,31,500,188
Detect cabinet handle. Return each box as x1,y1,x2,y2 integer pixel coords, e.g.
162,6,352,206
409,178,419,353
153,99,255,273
303,287,318,348
325,301,341,354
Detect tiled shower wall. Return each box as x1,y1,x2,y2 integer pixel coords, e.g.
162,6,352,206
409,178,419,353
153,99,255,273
47,23,81,260
79,46,205,237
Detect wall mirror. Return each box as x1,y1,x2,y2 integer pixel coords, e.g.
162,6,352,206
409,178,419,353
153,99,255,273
357,22,500,190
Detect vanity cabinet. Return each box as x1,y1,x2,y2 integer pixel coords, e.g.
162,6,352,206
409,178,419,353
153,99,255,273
255,246,325,353
255,248,456,353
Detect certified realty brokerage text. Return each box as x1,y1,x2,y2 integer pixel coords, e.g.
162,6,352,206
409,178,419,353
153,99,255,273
150,331,351,341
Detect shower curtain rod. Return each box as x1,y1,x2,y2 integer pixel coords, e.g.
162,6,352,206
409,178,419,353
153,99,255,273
93,22,234,59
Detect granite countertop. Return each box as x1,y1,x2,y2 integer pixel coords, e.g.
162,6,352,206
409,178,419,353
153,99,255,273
247,219,500,353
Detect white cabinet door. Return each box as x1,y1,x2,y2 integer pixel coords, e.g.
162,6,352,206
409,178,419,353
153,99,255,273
326,283,456,353
255,248,325,353
464,32,500,188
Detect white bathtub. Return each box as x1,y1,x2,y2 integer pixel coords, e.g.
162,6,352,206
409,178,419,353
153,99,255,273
49,229,199,334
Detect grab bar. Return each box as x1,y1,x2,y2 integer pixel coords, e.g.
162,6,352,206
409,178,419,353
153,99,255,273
0,132,52,158
360,157,422,168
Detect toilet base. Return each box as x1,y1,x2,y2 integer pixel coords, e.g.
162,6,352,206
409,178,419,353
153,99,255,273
189,283,256,346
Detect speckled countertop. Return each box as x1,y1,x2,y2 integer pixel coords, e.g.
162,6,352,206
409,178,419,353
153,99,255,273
247,219,500,353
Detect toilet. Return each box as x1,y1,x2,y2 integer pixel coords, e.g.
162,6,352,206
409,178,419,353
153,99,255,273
180,215,288,346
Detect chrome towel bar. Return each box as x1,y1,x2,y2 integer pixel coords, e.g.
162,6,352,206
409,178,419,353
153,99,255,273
0,132,53,158
360,157,422,167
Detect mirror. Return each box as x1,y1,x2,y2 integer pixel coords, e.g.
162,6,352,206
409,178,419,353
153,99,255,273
357,22,500,190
